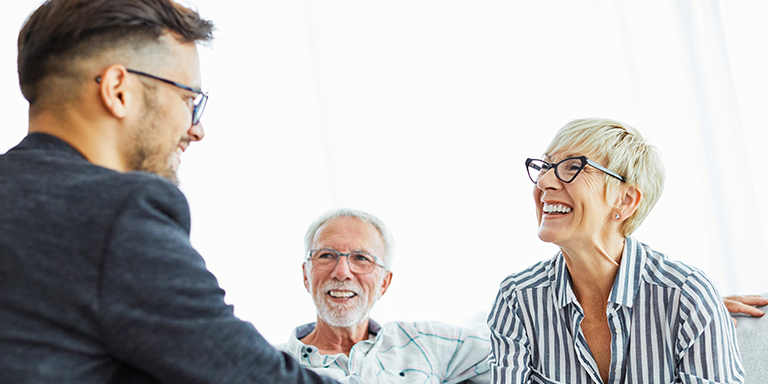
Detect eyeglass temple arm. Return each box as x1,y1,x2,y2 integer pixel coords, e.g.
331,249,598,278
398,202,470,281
586,159,625,182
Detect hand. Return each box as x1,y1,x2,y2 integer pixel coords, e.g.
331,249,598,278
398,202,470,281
723,295,768,326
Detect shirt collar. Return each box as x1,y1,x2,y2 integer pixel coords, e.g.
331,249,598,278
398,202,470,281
552,253,577,309
287,319,382,354
552,236,646,309
607,236,645,308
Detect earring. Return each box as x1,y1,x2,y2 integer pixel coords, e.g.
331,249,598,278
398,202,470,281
615,213,620,219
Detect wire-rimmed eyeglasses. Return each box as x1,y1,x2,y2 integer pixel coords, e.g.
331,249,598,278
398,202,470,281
126,69,208,125
306,248,385,274
525,156,625,184
96,69,208,125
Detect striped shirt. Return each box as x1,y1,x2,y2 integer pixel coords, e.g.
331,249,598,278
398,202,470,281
487,236,744,384
276,320,491,383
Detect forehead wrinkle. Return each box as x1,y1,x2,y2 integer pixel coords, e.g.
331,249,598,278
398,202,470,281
313,217,383,249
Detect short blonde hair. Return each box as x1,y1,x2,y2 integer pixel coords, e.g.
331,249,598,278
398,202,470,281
544,118,665,236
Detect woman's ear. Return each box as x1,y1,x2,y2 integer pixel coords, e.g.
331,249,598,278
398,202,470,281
617,185,643,220
97,65,130,119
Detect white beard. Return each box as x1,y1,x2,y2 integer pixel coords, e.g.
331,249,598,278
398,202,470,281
311,279,381,328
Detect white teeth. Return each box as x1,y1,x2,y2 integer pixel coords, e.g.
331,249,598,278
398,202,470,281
176,147,183,155
329,290,355,298
543,203,572,214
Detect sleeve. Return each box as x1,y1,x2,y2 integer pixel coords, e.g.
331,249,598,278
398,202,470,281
487,278,532,384
438,324,491,384
95,180,338,384
675,271,745,384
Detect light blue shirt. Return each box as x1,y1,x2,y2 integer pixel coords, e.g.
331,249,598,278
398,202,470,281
487,236,744,384
276,319,491,383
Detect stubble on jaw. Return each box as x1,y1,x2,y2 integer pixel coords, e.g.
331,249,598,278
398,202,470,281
124,87,180,186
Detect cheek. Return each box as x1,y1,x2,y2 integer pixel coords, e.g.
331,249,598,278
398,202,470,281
532,184,542,202
308,271,326,290
165,101,191,135
533,186,543,221
363,275,381,294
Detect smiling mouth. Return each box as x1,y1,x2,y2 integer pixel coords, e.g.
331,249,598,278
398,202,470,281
543,203,572,214
328,290,357,299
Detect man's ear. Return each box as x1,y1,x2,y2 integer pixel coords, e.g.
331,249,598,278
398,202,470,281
97,64,131,119
302,263,310,293
377,271,393,298
616,185,643,220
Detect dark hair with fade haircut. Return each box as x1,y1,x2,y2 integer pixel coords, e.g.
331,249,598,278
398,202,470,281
17,0,214,105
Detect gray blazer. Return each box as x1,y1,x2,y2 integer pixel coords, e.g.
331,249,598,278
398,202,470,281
0,133,337,384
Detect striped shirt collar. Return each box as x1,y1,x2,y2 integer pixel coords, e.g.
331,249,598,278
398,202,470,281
552,236,646,309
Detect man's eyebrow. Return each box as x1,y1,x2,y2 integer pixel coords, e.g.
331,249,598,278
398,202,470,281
350,249,377,256
315,247,373,255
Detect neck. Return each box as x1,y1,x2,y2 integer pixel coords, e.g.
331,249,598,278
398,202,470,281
299,317,371,356
28,109,126,172
559,235,625,303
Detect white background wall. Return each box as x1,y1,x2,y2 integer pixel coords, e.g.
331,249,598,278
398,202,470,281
1,0,766,344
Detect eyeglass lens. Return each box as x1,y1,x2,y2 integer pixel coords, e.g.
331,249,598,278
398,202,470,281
311,250,377,273
527,158,586,183
192,94,207,125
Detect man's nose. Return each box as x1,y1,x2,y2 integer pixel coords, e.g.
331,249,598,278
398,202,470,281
188,121,204,142
330,255,354,280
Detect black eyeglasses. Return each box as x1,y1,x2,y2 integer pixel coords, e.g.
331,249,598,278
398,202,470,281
306,248,385,274
96,69,208,125
525,156,625,184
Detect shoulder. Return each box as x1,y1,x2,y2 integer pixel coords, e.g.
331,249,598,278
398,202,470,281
385,320,489,339
273,341,292,354
636,241,722,310
2,133,183,202
497,255,556,297
117,172,189,213
99,170,185,202
273,322,314,357
638,241,713,291
0,138,190,247
85,171,192,233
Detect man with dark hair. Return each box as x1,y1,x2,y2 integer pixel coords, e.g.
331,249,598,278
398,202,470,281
0,0,343,382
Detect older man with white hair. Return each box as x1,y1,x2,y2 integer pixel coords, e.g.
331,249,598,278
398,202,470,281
276,208,491,383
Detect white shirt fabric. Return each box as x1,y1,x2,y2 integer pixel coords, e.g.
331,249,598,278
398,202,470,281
487,236,744,384
276,319,491,383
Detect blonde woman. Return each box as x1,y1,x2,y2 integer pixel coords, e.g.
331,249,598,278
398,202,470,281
488,118,743,383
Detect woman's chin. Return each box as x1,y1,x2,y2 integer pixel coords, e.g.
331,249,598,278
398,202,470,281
537,228,560,244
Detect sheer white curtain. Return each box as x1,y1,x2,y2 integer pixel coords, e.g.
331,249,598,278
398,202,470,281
0,0,765,344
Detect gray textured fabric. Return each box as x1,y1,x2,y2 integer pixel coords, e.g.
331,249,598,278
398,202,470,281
0,133,338,384
735,294,768,384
